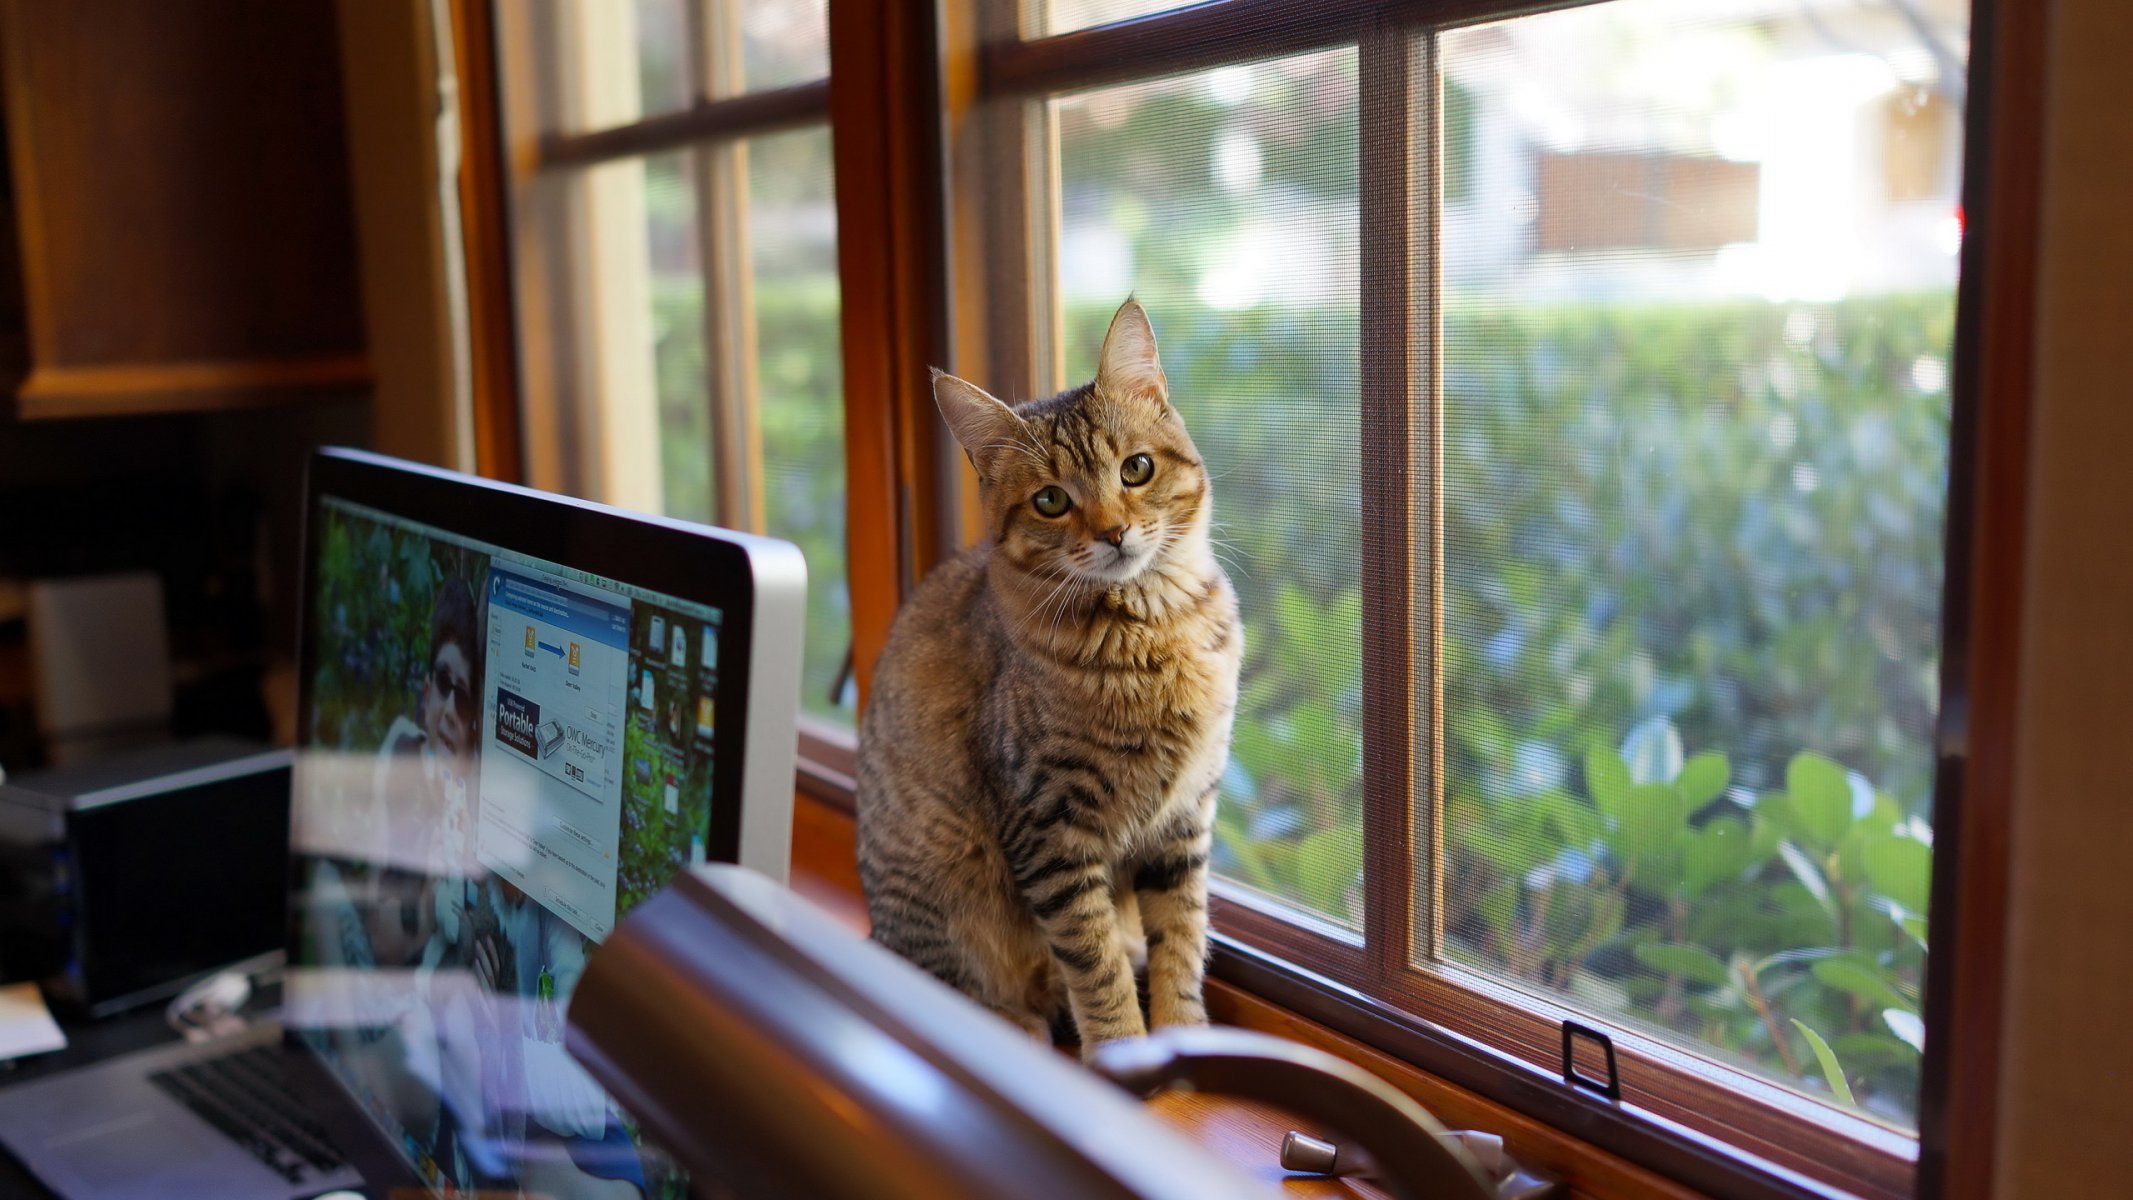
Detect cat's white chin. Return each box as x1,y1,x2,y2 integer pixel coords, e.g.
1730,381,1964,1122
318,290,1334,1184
1079,546,1156,584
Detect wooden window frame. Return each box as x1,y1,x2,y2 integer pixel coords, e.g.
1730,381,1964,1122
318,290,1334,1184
495,2,831,516
479,0,882,776
931,1,2038,1198
458,0,2043,1195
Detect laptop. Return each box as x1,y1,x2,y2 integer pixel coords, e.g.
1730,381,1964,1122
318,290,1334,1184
0,448,806,1199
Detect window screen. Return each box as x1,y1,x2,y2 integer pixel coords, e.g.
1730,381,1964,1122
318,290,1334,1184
991,0,1964,1145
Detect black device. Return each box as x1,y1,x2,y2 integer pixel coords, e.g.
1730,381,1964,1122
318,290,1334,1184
0,738,292,1017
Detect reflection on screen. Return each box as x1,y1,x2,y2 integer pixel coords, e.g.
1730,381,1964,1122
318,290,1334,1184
287,498,720,1199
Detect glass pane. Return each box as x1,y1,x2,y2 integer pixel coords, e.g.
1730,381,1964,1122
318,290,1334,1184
1055,50,1361,924
635,0,692,116
644,152,716,521
536,0,692,135
746,127,850,727
731,0,830,95
1437,0,1964,1130
545,150,708,517
539,1,828,132
1035,0,1192,37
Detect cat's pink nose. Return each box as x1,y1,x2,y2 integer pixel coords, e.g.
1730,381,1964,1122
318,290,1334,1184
1100,525,1127,547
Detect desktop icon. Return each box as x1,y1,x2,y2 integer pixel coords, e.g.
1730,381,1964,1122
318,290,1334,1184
671,627,688,667
696,695,715,738
568,641,581,671
649,615,667,654
640,668,655,709
524,624,536,651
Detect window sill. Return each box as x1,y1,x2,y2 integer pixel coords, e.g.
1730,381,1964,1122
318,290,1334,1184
787,788,1707,1200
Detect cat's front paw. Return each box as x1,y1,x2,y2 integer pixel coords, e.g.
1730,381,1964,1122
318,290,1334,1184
1150,991,1209,1029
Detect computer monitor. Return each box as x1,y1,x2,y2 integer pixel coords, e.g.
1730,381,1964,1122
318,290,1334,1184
282,448,804,1197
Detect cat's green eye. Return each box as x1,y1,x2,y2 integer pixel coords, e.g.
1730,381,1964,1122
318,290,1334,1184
1121,453,1155,487
1032,486,1071,517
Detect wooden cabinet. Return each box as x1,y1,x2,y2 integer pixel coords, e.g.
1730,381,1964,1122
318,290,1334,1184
0,0,368,418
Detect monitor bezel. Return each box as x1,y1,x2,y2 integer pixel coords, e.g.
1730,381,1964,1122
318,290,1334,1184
286,446,802,1195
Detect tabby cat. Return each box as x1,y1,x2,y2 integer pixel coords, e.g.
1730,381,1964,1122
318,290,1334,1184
856,298,1242,1054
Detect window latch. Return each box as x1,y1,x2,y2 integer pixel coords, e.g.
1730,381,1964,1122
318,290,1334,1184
1561,1020,1622,1101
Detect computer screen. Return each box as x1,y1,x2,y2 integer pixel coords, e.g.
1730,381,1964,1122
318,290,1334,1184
283,450,803,1199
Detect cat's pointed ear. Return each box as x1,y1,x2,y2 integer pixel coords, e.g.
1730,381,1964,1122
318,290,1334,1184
1097,297,1169,404
932,368,1026,479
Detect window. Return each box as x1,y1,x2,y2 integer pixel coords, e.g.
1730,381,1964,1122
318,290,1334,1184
467,0,1996,1193
949,0,1967,1193
494,0,853,738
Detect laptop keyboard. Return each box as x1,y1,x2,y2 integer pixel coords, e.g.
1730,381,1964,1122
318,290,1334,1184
148,1044,347,1184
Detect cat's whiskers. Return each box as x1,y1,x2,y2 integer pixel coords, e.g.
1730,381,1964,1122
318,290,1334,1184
1009,558,1079,642
1201,535,1251,580
1048,575,1096,655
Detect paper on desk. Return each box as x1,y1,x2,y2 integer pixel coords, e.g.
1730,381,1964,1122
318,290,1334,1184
0,983,65,1060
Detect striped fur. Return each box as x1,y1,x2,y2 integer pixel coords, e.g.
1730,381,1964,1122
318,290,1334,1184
856,299,1241,1054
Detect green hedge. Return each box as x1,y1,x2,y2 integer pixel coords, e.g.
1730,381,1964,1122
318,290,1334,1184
667,286,1948,1123
1067,295,1947,1124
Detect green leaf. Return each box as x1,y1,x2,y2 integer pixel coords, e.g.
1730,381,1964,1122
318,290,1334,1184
1883,1009,1926,1054
1558,890,1628,966
1477,882,1520,945
1612,783,1691,886
1812,956,1914,1012
1791,1018,1856,1106
1585,747,1632,820
1777,840,1836,915
1678,752,1730,806
1540,790,1603,851
1899,914,1930,948
1633,942,1734,988
1863,833,1933,915
1683,816,1758,896
1828,1033,1910,1073
1857,792,1903,837
1786,753,1853,849
1748,810,1784,865
1753,946,1839,976
1295,826,1363,917
1212,809,1276,891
